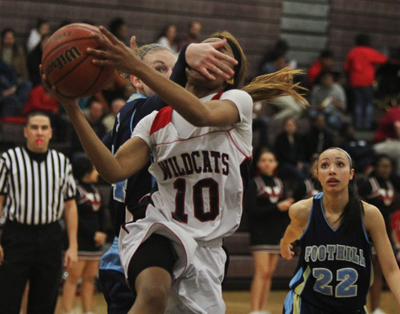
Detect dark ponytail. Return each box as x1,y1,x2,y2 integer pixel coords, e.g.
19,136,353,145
340,161,364,234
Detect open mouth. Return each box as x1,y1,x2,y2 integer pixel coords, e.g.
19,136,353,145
327,178,339,184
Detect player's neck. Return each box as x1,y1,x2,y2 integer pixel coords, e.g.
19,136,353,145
185,83,225,99
322,192,348,214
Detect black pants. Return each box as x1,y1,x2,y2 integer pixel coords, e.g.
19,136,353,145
0,220,63,314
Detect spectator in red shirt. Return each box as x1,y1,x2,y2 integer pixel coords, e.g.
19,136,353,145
307,49,334,88
372,99,400,173
344,34,387,130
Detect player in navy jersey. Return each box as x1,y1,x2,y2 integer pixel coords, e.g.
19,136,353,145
280,147,400,314
43,26,307,314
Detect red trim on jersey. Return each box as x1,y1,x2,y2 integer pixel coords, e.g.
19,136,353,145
150,92,223,136
150,106,173,135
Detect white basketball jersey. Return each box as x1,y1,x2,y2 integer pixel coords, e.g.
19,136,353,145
132,89,253,242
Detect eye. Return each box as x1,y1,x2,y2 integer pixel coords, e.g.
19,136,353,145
337,161,345,167
155,66,166,73
320,162,328,168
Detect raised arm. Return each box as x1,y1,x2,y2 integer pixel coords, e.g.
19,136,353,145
280,198,312,260
364,202,400,307
88,27,242,127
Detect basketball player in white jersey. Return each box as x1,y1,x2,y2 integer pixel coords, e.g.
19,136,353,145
43,26,308,314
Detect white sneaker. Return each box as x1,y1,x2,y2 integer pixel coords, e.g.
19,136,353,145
372,308,387,314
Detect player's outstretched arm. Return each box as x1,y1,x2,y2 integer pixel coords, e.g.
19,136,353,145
280,199,311,260
41,68,150,184
364,202,400,307
88,27,242,127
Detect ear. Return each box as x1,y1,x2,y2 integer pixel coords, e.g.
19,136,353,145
130,75,143,90
349,168,355,180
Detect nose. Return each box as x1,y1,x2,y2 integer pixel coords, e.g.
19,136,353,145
328,164,336,174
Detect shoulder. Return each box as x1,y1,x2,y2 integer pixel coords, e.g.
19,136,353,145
220,89,253,119
221,89,252,104
362,201,385,231
289,197,313,221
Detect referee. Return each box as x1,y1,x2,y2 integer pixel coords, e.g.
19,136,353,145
0,111,78,314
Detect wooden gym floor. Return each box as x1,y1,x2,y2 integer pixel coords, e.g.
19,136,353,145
55,289,398,313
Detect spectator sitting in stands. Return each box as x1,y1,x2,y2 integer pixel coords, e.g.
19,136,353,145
0,59,31,117
69,97,107,159
309,70,347,132
292,155,321,202
274,117,308,182
375,46,400,109
303,113,335,163
93,70,131,114
338,123,375,173
27,34,50,87
108,17,128,46
156,24,178,54
371,97,400,173
1,28,31,83
102,97,125,132
307,49,334,88
26,18,50,53
177,20,202,52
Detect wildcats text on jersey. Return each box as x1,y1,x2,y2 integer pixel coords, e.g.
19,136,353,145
305,244,366,267
157,150,229,181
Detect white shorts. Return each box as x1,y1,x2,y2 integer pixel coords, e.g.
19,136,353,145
119,208,227,314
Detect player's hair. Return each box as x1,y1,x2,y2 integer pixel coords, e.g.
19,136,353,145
119,44,173,92
211,31,308,107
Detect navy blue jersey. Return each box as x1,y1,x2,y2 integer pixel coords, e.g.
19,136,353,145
102,44,191,237
104,93,165,237
286,193,372,314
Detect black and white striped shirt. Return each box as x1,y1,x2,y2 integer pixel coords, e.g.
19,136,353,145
0,146,76,225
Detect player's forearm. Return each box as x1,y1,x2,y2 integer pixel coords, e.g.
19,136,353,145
384,269,400,307
281,224,301,246
64,103,129,183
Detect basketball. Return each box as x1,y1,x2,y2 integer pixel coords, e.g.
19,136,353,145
42,23,114,98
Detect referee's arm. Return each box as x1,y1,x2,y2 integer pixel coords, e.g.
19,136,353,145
0,194,4,265
63,198,78,268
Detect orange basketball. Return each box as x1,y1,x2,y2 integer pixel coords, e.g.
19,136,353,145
42,23,114,98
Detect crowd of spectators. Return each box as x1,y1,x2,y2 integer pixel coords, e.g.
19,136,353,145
1,15,400,314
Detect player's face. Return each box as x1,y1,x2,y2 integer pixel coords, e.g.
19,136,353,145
24,115,53,153
257,152,278,176
317,149,354,193
141,50,176,97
